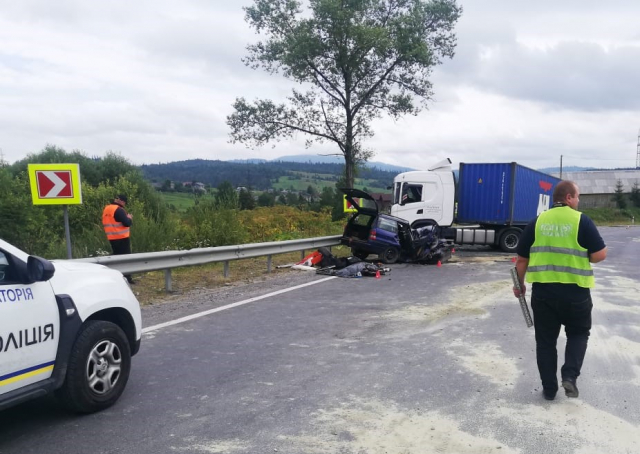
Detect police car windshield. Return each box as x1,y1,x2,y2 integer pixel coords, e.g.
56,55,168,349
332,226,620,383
0,239,30,262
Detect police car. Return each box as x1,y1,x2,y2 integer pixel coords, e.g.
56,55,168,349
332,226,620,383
0,239,142,413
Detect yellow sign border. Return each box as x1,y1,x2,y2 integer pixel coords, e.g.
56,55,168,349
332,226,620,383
343,194,358,213
28,163,83,205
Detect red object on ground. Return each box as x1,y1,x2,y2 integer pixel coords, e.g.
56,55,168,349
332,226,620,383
437,260,442,267
375,270,381,279
297,251,323,266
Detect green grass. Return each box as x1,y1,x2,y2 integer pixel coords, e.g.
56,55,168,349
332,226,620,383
288,171,337,180
160,192,215,212
272,175,388,193
582,207,640,225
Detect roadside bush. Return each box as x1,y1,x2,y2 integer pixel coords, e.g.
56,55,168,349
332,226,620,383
239,206,342,242
178,199,247,249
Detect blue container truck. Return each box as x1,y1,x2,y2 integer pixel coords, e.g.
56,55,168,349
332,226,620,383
390,159,562,253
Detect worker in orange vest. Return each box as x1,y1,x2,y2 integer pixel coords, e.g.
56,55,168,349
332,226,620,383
102,194,134,283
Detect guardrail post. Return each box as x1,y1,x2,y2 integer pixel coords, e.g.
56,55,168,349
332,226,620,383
224,261,230,278
300,250,305,260
164,269,172,292
267,255,272,273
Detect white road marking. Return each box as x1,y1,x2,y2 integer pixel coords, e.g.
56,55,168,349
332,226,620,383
142,276,336,334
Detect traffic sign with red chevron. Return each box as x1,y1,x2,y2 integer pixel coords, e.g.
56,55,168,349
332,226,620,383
28,164,82,205
36,170,73,198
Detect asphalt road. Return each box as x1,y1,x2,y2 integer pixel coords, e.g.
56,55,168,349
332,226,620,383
1,226,639,454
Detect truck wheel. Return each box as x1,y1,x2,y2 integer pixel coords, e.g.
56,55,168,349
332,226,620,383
499,228,521,253
351,249,369,260
379,247,400,264
56,320,132,413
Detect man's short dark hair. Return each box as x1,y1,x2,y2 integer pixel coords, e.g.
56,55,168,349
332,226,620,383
117,194,128,203
553,181,577,203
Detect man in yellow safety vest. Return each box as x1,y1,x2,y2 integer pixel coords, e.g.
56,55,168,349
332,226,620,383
513,181,607,401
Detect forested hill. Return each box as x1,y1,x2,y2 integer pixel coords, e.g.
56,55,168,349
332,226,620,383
140,159,399,190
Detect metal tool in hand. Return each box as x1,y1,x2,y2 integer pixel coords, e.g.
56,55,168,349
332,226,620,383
510,267,533,328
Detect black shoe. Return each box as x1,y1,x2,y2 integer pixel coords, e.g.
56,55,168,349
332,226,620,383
562,379,579,398
543,388,557,401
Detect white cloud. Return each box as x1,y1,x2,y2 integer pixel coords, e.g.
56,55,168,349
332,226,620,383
1,0,639,170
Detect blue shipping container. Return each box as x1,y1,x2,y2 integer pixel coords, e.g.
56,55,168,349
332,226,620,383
456,163,561,226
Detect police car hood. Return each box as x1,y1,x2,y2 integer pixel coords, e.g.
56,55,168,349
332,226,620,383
52,260,114,274
47,260,140,326
49,260,128,292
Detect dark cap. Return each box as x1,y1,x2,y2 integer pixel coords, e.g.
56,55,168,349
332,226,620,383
116,194,128,203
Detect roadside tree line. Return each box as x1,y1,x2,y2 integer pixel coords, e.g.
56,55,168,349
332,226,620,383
0,146,345,259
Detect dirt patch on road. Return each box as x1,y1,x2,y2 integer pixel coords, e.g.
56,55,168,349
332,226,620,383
446,339,520,388
490,400,640,454
382,280,511,324
281,398,518,454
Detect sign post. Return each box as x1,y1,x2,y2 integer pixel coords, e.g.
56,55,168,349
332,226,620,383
28,164,83,259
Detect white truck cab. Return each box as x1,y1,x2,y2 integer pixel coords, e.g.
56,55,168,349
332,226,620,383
390,158,456,227
0,238,142,413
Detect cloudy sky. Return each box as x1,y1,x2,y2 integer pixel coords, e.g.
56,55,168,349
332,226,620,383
1,0,639,171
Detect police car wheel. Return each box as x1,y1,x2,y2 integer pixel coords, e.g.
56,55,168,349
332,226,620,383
56,320,132,413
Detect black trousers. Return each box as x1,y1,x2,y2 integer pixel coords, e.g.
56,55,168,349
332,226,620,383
109,238,133,282
531,292,593,391
109,238,131,255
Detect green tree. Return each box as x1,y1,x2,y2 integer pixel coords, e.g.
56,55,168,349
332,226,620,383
612,179,627,209
286,191,299,206
227,0,461,188
257,192,276,207
238,188,256,210
2,146,175,257
215,181,238,209
318,186,335,208
161,179,173,192
630,181,640,208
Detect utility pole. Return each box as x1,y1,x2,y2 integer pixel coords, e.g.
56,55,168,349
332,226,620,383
636,129,640,169
560,154,563,179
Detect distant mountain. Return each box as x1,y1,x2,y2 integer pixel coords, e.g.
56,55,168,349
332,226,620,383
273,154,414,173
229,158,268,164
537,166,595,174
140,158,399,191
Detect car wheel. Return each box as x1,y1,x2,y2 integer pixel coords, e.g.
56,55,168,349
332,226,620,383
56,320,131,413
352,249,369,260
499,228,521,253
379,247,400,264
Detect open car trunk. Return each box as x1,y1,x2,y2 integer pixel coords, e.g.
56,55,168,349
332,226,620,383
343,213,376,241
339,188,379,242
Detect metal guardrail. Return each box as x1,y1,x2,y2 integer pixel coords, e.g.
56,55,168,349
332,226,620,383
72,235,342,291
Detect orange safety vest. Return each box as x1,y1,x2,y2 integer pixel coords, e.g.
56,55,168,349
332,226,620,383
102,204,130,240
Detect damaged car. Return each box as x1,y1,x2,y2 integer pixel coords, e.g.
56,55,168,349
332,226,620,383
339,188,452,265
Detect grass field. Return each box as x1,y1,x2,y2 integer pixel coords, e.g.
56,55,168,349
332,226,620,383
272,175,388,193
161,192,215,212
582,206,640,225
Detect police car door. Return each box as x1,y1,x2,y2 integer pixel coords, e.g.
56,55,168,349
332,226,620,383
0,249,59,396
